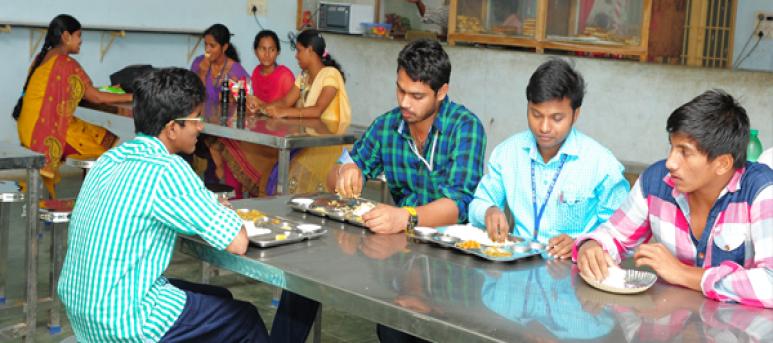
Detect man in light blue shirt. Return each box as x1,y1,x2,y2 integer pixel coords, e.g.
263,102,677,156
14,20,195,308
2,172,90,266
468,59,629,259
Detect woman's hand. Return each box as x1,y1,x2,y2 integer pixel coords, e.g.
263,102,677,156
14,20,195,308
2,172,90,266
264,105,284,118
246,95,264,114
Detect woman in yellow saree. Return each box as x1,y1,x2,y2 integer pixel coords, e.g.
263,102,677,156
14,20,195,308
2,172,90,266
251,29,352,195
14,15,132,197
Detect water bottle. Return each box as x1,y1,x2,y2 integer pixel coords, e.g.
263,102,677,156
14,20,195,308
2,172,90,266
236,83,246,129
220,79,229,124
747,129,763,162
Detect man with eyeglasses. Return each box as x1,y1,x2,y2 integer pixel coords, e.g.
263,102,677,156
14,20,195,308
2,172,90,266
58,68,269,342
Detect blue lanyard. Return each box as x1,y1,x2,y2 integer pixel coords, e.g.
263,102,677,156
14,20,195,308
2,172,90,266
530,154,567,240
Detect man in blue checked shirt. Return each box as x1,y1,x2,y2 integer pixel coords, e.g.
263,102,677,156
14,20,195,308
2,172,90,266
468,59,629,259
330,39,487,234
273,39,486,343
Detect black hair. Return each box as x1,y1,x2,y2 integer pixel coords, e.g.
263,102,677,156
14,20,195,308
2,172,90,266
396,39,451,93
526,58,586,111
666,89,750,168
254,30,281,52
204,24,240,63
133,68,205,136
295,29,345,81
12,14,81,120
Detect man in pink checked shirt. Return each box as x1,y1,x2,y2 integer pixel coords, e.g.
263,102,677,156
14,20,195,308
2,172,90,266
574,89,773,308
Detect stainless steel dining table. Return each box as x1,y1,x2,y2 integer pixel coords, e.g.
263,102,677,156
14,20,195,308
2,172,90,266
178,196,771,342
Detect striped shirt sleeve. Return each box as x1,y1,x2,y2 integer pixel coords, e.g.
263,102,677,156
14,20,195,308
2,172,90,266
152,157,242,250
701,184,773,308
573,179,653,263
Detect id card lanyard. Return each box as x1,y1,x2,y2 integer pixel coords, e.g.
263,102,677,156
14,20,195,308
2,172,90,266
530,154,567,240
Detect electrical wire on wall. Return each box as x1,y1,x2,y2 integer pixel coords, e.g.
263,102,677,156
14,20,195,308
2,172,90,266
733,15,765,69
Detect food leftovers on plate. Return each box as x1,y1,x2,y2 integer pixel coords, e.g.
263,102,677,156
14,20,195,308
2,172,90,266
456,240,481,250
237,209,265,221
483,246,513,258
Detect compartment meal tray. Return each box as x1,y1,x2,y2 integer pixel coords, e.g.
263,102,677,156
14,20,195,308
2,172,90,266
412,229,544,262
287,192,378,228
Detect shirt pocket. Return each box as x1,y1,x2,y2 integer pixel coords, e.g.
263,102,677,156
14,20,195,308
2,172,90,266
711,224,748,266
555,191,596,233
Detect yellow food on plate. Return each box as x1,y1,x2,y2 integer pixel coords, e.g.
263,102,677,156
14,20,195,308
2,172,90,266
483,246,512,258
237,209,265,221
456,240,481,250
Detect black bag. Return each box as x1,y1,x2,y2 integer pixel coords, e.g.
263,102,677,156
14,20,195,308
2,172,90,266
109,64,154,93
12,96,23,120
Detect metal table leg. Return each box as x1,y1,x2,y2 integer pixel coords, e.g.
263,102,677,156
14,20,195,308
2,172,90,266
0,203,8,305
312,304,322,343
25,168,40,343
277,148,290,195
48,222,66,334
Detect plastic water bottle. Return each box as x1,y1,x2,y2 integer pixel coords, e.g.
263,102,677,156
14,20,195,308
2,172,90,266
747,129,763,162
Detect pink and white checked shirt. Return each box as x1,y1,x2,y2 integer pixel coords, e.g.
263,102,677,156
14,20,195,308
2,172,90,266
574,161,773,308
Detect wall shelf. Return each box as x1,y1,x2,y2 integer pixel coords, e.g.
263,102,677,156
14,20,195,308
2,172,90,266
0,20,204,62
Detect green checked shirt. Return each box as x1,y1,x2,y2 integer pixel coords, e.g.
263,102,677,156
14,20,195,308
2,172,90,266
347,98,486,222
58,135,242,342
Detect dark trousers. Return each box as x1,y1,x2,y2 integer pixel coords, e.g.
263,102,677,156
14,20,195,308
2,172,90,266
270,290,320,343
160,278,269,343
377,324,432,343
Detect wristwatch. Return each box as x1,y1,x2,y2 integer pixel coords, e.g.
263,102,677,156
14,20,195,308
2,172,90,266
403,206,418,234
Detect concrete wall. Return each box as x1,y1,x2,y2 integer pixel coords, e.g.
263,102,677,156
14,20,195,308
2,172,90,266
734,0,773,72
1,1,771,167
325,34,773,165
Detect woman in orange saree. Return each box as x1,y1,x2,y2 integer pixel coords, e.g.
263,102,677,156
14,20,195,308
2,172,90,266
14,14,132,197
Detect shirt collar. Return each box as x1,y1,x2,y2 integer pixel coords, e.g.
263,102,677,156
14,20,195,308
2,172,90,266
664,167,745,198
525,128,580,164
134,134,171,154
396,97,450,138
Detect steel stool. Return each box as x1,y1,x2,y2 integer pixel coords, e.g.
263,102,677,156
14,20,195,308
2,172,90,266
64,154,97,171
0,181,25,305
39,199,73,336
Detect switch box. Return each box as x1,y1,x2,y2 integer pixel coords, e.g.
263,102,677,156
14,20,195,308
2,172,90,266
248,0,267,16
757,12,773,40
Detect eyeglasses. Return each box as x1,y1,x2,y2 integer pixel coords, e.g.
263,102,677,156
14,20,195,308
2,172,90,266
174,117,203,123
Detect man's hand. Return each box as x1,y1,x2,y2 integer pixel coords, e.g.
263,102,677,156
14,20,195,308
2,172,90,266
335,163,364,198
547,234,574,259
484,206,509,243
362,204,410,234
634,243,698,288
218,196,233,210
359,233,408,260
576,240,613,281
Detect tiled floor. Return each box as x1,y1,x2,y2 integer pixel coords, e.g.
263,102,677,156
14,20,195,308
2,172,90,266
0,169,381,343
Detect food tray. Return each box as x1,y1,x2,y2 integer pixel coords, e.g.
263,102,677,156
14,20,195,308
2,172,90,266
237,209,327,248
411,226,544,262
287,193,379,228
